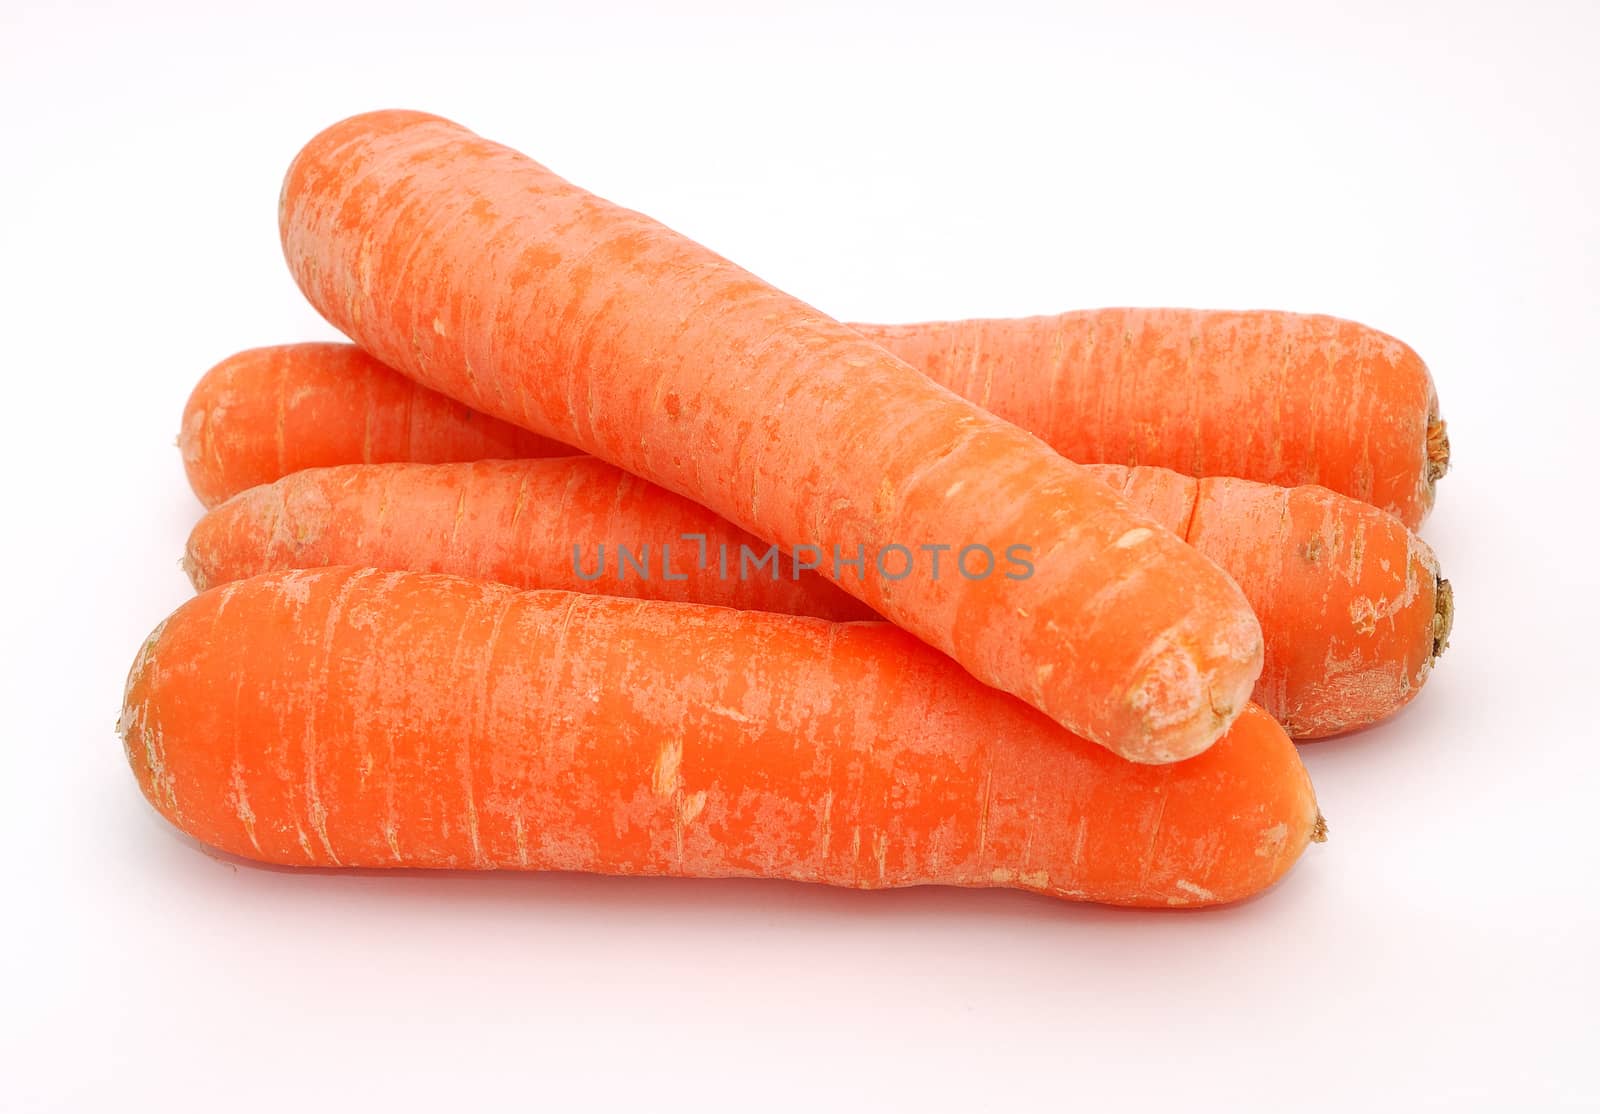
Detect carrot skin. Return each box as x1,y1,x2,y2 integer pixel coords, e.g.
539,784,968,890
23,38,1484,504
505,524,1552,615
187,458,1444,737
179,343,569,508
856,310,1446,530
278,109,1263,764
120,567,1320,907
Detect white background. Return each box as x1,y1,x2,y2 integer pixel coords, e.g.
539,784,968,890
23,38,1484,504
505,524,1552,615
4,1,1597,1110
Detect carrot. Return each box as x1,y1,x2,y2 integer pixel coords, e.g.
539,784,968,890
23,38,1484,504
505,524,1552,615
185,456,875,623
119,566,1323,907
278,109,1264,764
186,458,1448,738
180,323,1445,525
179,342,570,508
857,310,1448,531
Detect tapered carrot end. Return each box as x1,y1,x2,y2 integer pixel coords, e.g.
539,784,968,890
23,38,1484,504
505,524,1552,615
1116,705,1321,905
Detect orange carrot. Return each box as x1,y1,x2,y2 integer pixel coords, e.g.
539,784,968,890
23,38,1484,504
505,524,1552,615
185,457,874,622
179,343,570,508
180,327,1444,525
278,109,1264,764
857,310,1448,531
187,458,1448,738
119,566,1322,907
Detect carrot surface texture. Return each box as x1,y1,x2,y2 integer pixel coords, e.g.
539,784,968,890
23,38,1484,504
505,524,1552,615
858,311,1447,531
186,458,1448,738
120,567,1322,907
278,109,1264,764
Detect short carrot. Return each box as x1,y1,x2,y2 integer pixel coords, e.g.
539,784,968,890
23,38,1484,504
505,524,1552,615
179,342,570,508
186,458,1448,738
279,109,1264,764
857,310,1448,531
180,324,1445,526
119,566,1323,907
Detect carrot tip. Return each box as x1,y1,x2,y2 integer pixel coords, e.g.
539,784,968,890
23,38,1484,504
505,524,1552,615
1310,813,1329,843
180,549,207,592
1431,577,1454,660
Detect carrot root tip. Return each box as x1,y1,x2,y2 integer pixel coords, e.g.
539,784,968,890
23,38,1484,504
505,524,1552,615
1310,813,1329,843
1426,415,1450,483
1431,577,1454,660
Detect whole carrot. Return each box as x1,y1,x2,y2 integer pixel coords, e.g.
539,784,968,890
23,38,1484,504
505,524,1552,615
180,329,1444,524
186,458,1448,737
119,566,1322,907
857,310,1447,530
279,110,1264,764
179,342,570,507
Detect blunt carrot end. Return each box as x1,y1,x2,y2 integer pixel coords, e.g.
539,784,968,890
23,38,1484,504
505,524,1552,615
179,344,573,509
180,547,210,593
1119,627,1262,764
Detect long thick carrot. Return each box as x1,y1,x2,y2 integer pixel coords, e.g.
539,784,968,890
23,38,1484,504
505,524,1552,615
186,458,1448,738
181,328,1444,525
119,566,1322,907
858,311,1448,530
179,343,571,507
279,110,1264,764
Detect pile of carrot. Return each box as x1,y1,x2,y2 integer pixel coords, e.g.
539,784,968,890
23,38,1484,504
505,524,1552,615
121,109,1455,910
